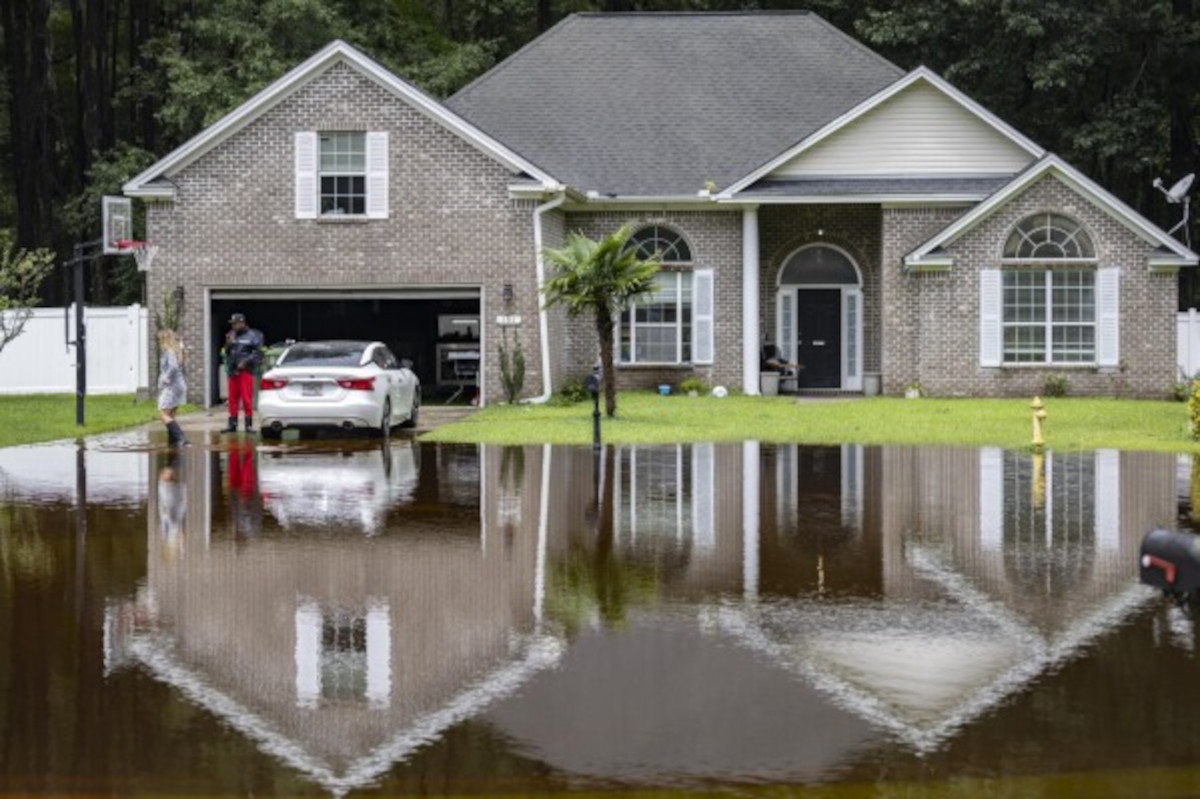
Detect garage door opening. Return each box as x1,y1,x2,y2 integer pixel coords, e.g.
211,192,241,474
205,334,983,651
209,293,481,406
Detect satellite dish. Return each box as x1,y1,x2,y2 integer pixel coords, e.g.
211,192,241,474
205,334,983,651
1168,173,1195,203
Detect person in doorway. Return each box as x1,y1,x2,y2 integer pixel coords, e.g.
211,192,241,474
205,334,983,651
157,328,189,447
223,312,264,433
760,338,802,375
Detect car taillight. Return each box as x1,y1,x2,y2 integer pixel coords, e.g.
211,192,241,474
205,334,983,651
260,377,288,390
336,377,375,390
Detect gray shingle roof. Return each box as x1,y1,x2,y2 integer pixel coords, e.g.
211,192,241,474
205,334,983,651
741,176,1013,198
446,12,903,196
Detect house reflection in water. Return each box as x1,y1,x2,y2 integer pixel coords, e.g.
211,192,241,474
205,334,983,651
104,440,1177,789
105,441,563,795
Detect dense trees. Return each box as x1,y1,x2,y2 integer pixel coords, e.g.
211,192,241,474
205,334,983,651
1,0,1198,303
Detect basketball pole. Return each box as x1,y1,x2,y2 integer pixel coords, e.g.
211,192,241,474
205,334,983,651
66,239,103,427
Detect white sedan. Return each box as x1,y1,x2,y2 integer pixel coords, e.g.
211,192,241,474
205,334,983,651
257,340,420,438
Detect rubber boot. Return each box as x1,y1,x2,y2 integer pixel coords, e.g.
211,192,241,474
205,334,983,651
223,416,239,433
244,414,255,434
166,421,189,447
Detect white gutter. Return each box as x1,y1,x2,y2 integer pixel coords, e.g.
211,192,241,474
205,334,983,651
531,191,567,403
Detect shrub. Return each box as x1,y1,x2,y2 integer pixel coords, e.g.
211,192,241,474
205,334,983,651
1042,373,1070,398
1172,380,1191,402
1189,381,1200,441
557,376,589,404
679,377,708,395
498,328,526,403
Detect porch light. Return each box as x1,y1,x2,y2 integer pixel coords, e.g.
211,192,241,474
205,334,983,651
502,282,514,305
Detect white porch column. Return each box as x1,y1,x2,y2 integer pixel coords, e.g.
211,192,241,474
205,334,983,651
742,206,761,395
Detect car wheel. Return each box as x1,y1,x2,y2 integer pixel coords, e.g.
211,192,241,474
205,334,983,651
261,426,282,441
400,387,420,429
375,399,392,439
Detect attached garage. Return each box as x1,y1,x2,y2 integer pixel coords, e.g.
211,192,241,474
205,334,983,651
206,288,482,407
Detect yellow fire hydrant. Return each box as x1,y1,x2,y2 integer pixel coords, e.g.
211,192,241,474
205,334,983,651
1032,395,1047,453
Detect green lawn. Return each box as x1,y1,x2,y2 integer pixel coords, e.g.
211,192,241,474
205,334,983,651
0,394,194,448
423,393,1196,453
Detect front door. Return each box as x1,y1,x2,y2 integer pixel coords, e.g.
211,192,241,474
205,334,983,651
796,289,841,388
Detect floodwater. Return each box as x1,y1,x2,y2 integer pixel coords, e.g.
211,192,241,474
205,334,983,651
2,431,1200,797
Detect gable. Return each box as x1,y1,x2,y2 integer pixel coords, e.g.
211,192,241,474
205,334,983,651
771,81,1036,179
124,41,557,199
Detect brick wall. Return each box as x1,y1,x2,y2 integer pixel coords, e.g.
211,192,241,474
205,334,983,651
882,175,1177,398
564,211,742,392
145,62,543,406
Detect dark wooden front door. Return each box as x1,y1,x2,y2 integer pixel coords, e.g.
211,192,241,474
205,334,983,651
795,289,841,388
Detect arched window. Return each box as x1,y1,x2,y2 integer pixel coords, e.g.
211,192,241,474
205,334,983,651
778,245,860,285
1003,213,1095,260
627,225,693,264
621,226,695,364
998,214,1097,364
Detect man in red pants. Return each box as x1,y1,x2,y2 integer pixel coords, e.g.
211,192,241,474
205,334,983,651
223,313,264,433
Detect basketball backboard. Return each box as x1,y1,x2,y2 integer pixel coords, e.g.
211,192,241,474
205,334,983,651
102,196,132,254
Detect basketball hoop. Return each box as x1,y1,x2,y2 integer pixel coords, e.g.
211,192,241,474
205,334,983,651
114,239,159,272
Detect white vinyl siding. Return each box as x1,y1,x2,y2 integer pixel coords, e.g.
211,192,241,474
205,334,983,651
772,82,1035,178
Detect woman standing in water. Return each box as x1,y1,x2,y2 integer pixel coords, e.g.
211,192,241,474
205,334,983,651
158,328,188,447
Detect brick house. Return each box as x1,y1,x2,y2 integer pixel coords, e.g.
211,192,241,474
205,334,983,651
123,12,1197,405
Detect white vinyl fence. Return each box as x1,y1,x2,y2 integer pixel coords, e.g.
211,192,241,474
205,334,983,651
0,305,149,395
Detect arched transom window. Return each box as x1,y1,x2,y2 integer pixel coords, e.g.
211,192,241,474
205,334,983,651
621,226,696,364
1003,213,1095,260
627,225,693,263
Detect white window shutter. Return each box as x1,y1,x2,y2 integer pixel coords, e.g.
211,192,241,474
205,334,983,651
693,269,714,365
979,269,1002,367
1093,449,1120,552
1096,267,1120,367
979,447,1003,551
294,131,318,219
366,131,389,219
777,291,794,364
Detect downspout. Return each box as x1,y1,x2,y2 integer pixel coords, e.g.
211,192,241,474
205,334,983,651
530,190,567,403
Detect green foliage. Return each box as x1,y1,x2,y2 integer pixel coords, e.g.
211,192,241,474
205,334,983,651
679,376,708,395
1042,373,1070,398
1189,381,1200,441
554,376,589,405
497,326,526,403
1173,380,1190,402
542,225,660,417
424,394,1200,453
0,231,55,354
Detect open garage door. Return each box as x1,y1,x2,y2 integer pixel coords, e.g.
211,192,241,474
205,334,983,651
207,289,481,407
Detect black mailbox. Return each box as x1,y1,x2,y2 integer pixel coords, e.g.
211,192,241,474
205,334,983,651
1140,528,1200,600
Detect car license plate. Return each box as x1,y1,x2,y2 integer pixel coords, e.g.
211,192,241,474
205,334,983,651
301,383,323,397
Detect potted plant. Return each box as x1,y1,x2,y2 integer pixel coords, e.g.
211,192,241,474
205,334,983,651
905,381,923,399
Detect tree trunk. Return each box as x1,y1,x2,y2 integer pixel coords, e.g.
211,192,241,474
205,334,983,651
3,0,61,249
595,312,617,417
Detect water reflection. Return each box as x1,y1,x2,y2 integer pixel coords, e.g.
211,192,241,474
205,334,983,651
0,433,1192,795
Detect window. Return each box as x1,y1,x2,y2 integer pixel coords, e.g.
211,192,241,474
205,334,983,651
620,226,694,365
1003,213,1095,260
319,132,366,215
621,272,693,364
998,214,1097,364
1002,270,1095,363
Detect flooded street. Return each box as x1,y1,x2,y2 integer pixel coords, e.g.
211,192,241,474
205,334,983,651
2,432,1200,796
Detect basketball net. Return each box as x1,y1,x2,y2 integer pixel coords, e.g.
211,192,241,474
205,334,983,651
114,239,159,272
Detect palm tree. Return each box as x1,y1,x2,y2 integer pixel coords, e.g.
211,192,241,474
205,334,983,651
542,225,660,417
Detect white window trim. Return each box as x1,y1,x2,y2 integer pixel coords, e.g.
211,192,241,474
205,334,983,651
621,271,693,366
1000,266,1098,365
319,131,368,217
